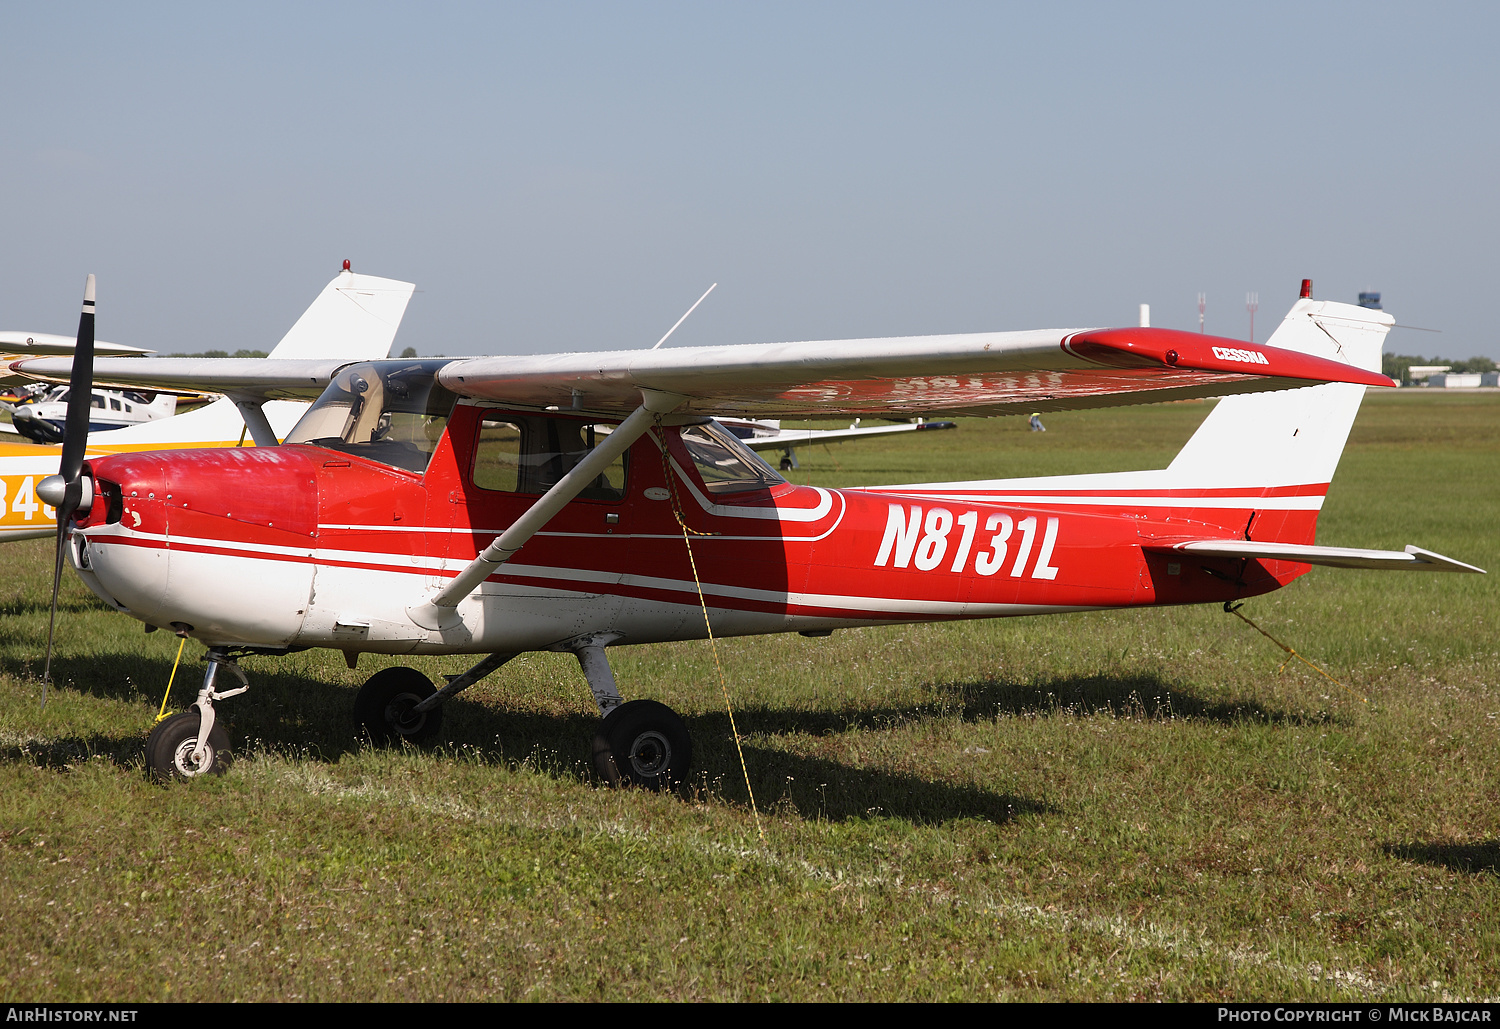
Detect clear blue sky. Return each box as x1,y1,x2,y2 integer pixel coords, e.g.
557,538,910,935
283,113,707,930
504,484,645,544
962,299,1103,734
3,2,1496,360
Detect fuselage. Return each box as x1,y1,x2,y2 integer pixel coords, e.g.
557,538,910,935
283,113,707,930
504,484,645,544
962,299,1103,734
67,400,1310,654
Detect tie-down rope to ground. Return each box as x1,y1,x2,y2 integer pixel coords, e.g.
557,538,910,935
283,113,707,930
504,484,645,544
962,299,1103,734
654,418,765,842
1223,601,1366,705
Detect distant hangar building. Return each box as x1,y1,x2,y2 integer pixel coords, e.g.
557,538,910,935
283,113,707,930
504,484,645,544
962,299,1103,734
1427,373,1483,388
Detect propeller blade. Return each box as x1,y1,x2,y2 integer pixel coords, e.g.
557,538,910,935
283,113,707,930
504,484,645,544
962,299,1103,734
59,275,95,484
41,274,96,705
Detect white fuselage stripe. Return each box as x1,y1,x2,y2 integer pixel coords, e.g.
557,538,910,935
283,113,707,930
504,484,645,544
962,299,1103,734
867,493,1324,511
91,529,1075,617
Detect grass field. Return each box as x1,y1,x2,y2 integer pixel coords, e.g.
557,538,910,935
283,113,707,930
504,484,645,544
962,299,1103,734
0,390,1496,1001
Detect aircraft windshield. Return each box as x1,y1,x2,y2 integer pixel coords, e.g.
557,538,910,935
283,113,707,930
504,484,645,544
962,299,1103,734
285,361,458,474
678,421,786,494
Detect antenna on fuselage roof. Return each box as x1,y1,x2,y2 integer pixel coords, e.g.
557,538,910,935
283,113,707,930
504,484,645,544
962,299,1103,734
651,282,717,350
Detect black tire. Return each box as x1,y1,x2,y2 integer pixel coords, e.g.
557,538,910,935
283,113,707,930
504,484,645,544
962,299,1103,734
144,709,231,783
354,666,443,745
592,699,692,791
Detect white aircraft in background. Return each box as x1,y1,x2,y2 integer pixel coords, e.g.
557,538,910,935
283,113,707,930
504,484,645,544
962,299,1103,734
0,332,159,436
0,264,415,541
722,416,957,469
5,385,178,442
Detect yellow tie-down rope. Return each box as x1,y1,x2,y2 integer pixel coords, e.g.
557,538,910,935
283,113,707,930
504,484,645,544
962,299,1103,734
1223,601,1366,705
154,636,189,723
655,419,765,841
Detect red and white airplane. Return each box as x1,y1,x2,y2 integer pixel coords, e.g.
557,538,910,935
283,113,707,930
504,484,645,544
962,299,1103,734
20,278,1483,786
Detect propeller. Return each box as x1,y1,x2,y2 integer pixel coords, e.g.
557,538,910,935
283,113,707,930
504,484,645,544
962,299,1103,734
36,274,97,705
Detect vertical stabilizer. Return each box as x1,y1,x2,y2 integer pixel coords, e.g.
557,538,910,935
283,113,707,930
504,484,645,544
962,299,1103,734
1163,297,1393,494
144,392,177,418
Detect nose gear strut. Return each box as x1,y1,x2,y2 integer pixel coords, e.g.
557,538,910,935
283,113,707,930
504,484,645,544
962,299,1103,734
143,646,251,783
189,648,250,767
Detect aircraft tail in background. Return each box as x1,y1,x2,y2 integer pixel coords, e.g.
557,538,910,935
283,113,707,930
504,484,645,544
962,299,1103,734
0,267,417,541
93,267,417,448
266,268,416,361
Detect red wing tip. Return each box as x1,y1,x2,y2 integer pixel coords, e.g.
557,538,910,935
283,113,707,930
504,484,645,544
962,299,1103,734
1065,328,1395,388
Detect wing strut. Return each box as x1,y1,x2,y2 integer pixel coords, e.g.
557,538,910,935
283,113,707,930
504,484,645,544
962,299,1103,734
230,398,279,448
406,390,685,630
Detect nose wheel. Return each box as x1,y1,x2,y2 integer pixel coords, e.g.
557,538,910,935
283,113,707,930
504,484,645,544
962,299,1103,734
145,710,230,783
592,699,692,791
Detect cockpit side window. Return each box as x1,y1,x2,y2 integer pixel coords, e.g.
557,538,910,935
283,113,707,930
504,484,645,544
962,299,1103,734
472,413,628,501
285,360,458,474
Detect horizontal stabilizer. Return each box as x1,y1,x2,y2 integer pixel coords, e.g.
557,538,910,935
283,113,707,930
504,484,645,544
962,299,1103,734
1154,539,1485,574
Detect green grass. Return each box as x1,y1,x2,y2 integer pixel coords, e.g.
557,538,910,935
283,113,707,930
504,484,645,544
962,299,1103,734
0,390,1497,1001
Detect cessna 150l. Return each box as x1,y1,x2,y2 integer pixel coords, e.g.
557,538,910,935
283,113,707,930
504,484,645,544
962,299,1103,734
21,277,1484,787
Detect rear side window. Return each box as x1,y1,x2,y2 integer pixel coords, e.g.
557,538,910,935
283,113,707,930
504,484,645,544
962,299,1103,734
473,414,628,502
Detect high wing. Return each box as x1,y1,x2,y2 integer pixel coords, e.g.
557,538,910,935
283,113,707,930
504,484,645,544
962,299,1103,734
8,358,359,400
13,325,1395,417
436,326,1394,418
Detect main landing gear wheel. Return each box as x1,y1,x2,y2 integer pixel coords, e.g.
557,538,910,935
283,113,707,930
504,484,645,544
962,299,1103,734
592,699,692,792
355,667,443,745
145,709,231,784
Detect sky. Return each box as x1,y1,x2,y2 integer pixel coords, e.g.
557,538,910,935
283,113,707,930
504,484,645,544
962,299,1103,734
3,2,1497,361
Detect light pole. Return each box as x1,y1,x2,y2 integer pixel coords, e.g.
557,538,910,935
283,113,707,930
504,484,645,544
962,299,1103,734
1246,292,1259,344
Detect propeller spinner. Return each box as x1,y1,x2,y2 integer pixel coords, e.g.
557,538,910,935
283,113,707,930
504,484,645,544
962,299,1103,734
36,274,98,704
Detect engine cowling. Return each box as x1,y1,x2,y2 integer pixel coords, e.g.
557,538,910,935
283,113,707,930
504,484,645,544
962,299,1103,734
74,447,321,645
